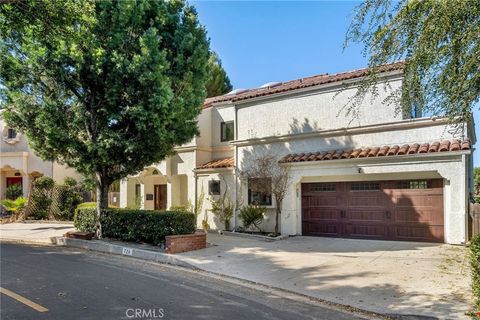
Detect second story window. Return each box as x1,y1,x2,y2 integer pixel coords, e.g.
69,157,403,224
7,128,17,139
221,121,234,142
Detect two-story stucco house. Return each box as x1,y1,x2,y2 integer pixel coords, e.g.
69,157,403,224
0,110,81,200
119,62,475,244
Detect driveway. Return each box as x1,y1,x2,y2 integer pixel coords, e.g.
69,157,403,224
179,233,471,319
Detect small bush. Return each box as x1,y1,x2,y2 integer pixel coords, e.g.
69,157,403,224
471,235,480,309
74,203,97,233
210,197,234,231
5,184,23,200
239,205,266,231
55,178,83,221
0,197,28,213
475,195,480,204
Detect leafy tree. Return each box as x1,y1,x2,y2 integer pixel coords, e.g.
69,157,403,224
344,0,480,124
1,0,210,236
206,52,232,97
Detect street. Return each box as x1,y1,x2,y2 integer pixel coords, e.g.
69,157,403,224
0,243,371,320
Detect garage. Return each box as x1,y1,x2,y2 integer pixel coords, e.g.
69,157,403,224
301,179,444,242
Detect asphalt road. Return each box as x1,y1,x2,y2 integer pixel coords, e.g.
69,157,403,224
0,243,371,320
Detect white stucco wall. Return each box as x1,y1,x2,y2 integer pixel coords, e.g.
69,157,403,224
236,77,403,140
196,171,235,230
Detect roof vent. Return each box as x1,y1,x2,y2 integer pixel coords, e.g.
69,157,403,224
226,88,248,95
259,82,281,88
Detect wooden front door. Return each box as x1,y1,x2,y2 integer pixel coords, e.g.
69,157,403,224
301,179,444,243
154,184,167,210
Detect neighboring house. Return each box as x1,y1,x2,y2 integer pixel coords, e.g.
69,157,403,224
122,62,475,244
0,110,81,200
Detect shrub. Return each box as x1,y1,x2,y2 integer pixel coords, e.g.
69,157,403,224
5,184,23,200
74,206,196,245
54,178,83,221
169,204,193,213
475,195,480,204
0,197,28,213
101,209,196,245
74,203,97,233
210,197,234,231
34,176,55,189
239,205,266,232
471,234,480,309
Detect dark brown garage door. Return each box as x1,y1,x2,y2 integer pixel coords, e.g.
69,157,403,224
301,179,444,242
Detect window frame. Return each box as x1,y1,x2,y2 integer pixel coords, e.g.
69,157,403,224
396,180,429,189
135,184,141,198
220,121,234,142
350,182,381,191
208,180,221,195
247,178,273,206
7,128,17,139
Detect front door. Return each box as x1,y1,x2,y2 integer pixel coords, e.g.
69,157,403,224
154,185,167,210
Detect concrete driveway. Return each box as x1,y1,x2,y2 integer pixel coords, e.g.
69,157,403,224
179,233,471,319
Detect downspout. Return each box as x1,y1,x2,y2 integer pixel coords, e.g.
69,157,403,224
233,103,239,230
194,170,198,229
462,153,468,243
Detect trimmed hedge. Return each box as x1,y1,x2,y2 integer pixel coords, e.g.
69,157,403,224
74,203,97,233
74,205,196,245
471,234,480,309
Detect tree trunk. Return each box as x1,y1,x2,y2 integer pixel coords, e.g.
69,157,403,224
95,173,109,239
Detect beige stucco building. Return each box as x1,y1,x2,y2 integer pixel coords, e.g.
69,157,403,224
0,110,81,200
118,62,475,244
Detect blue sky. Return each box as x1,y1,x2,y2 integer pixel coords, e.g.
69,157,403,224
193,1,479,165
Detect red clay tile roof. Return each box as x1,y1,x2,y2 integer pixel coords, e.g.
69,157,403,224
197,157,234,169
279,139,471,164
204,62,404,108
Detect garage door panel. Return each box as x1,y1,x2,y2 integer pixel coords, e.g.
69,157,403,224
347,209,385,222
307,208,339,221
395,209,442,224
394,225,444,242
303,222,340,236
395,194,435,207
307,195,338,207
301,179,444,242
343,223,386,238
349,195,384,207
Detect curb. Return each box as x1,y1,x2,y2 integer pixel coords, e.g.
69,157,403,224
0,237,58,245
54,237,198,270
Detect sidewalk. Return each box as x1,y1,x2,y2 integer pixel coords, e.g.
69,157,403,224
0,222,74,244
0,223,472,319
